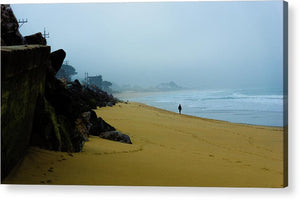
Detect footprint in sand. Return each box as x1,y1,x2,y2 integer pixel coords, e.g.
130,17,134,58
209,154,215,157
235,160,242,163
261,167,270,171
58,158,67,162
48,167,54,172
222,158,232,163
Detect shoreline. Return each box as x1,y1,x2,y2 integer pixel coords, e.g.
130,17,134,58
3,102,285,187
128,101,284,129
113,90,284,128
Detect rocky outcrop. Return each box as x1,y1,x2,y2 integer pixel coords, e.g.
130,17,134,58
1,4,131,180
1,45,50,179
88,116,131,144
99,131,132,144
90,117,116,136
24,32,47,45
30,49,119,153
1,4,24,46
1,44,122,179
50,49,66,73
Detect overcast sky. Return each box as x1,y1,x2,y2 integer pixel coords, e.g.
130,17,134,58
11,1,283,89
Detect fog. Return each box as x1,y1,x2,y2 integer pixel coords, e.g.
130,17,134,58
11,1,283,90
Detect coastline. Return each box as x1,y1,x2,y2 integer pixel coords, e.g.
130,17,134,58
130,101,283,129
114,90,284,128
3,102,285,187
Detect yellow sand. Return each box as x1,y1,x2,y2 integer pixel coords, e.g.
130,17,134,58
3,102,284,187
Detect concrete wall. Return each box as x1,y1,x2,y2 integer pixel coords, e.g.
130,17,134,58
1,45,50,179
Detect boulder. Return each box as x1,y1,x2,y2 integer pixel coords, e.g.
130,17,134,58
50,49,66,74
31,97,75,152
1,4,24,45
24,32,46,45
99,131,132,144
90,117,116,136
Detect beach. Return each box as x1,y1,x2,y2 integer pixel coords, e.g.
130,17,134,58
3,102,285,187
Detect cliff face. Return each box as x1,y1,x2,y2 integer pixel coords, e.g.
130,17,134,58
1,45,50,179
1,4,122,181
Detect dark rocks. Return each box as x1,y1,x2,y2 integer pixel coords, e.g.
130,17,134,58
1,5,47,46
24,32,47,45
1,45,50,179
75,118,89,141
31,96,75,152
1,4,24,46
89,116,132,144
90,117,116,136
66,79,118,113
50,49,66,74
1,5,124,180
81,111,93,131
99,131,132,144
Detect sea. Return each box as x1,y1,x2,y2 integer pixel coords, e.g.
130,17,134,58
118,88,286,127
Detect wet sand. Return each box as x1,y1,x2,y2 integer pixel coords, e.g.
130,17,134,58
3,102,285,187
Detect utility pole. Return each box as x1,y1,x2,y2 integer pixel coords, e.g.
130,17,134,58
42,27,50,39
18,18,28,28
85,72,89,84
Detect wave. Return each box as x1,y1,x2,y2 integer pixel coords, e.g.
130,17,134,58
201,94,283,101
124,88,284,126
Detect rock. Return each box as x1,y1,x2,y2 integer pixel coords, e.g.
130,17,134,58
81,111,93,131
1,45,50,179
50,49,66,74
24,32,46,45
90,110,98,121
31,97,75,152
1,6,120,181
99,131,132,144
90,117,116,136
1,4,24,45
74,118,89,144
72,79,82,89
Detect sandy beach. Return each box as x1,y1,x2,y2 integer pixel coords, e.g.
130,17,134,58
3,102,285,187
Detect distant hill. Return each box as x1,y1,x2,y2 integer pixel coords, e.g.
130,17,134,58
155,81,182,91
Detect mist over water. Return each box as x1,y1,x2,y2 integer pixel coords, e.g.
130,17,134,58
11,1,284,89
120,88,284,127
10,2,285,126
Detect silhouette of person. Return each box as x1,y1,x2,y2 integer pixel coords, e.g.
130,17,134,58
178,104,182,114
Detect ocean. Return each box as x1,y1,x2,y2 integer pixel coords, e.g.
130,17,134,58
118,88,286,127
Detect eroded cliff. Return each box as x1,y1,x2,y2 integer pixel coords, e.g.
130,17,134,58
1,45,50,179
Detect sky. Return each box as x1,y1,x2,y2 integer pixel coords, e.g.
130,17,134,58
11,1,284,90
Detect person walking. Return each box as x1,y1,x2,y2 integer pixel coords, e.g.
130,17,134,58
178,104,182,114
